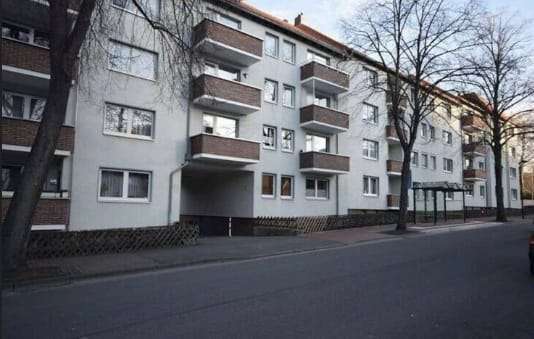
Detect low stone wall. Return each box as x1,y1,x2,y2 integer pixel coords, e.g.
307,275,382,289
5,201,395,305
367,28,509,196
26,222,199,259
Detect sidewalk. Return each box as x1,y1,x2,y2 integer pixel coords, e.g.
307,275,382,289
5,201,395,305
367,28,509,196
4,216,530,289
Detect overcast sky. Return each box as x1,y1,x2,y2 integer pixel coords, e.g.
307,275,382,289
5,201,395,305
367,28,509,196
247,0,534,41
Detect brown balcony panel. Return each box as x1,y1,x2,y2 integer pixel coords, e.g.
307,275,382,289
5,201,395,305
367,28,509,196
463,142,487,155
385,125,400,143
463,169,487,181
193,19,262,66
300,105,349,133
387,194,400,209
1,198,69,226
461,115,485,131
299,151,350,174
193,74,261,115
386,160,403,175
2,39,50,74
190,134,260,165
300,61,349,94
2,117,74,152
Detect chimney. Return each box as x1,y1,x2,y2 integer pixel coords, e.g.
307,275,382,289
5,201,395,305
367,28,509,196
294,13,304,26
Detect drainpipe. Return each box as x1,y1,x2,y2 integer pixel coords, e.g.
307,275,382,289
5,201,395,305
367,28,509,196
335,134,340,215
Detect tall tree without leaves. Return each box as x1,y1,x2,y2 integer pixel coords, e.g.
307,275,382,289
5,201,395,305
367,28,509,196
461,14,534,222
342,0,477,230
2,0,203,271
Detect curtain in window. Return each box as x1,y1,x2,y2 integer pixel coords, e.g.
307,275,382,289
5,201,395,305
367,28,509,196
128,172,149,198
101,171,123,197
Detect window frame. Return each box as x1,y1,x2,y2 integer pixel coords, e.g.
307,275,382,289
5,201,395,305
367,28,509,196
442,130,453,145
2,90,46,121
281,40,296,64
204,60,241,82
411,151,419,167
421,153,428,169
305,133,330,153
262,125,277,150
307,50,330,65
206,8,241,30
465,183,474,197
265,33,279,58
280,128,294,153
362,139,379,160
430,155,437,170
510,167,517,179
421,123,428,139
443,158,453,173
364,67,378,88
282,84,295,108
305,177,330,200
264,79,279,104
362,175,379,197
280,175,294,200
202,113,238,138
511,188,518,201
98,168,151,203
362,102,378,125
103,102,155,140
112,0,161,18
480,184,486,198
1,21,50,49
261,173,276,198
108,40,158,81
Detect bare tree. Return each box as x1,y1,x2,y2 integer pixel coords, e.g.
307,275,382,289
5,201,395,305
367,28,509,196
460,14,534,222
2,0,204,271
342,0,477,230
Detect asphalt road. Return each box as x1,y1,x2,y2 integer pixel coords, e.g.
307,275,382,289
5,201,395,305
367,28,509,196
3,222,534,339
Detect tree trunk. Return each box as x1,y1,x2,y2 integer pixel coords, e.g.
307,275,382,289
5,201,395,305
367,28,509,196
397,151,412,231
493,145,507,222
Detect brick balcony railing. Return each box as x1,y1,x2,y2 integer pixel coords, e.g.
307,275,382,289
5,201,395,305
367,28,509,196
463,169,487,180
461,115,485,130
190,134,260,163
300,61,349,91
2,38,50,74
1,198,69,225
462,142,488,155
385,125,400,141
2,117,74,152
299,151,350,173
300,104,349,131
386,160,403,174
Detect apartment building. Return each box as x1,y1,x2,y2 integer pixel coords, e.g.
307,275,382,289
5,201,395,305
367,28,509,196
0,0,520,232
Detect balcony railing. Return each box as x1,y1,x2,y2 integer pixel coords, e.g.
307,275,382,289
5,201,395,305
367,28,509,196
387,194,400,209
190,134,260,165
1,117,74,152
300,61,349,94
461,115,485,131
463,169,487,181
299,151,350,175
193,19,262,66
1,196,69,226
192,74,261,115
385,125,400,143
386,160,403,175
463,142,488,155
300,104,349,134
2,38,50,74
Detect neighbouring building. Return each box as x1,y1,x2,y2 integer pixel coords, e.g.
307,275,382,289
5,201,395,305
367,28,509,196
1,0,521,233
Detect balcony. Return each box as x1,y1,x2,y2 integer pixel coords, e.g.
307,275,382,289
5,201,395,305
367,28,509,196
1,117,74,153
300,61,349,94
2,38,50,75
385,125,400,143
463,169,487,181
192,74,261,115
386,160,403,176
461,114,485,131
1,196,69,228
193,19,262,67
299,151,350,175
387,194,400,209
463,142,488,156
300,105,349,134
190,134,260,165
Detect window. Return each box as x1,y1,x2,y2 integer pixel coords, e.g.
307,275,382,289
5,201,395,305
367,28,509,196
363,176,379,196
314,91,334,108
202,113,237,138
2,158,63,193
478,161,485,170
362,139,379,160
465,183,474,197
207,8,241,29
430,156,437,170
365,68,378,88
421,154,428,168
411,152,419,166
265,33,279,57
307,50,330,65
280,176,293,199
443,158,453,173
510,167,517,179
306,134,329,152
264,79,278,103
204,62,240,81
480,184,486,198
109,41,157,80
263,125,277,150
511,147,516,159
282,40,296,64
446,191,454,200
465,157,474,169
429,125,435,140
99,169,150,201
362,103,378,124
2,22,49,48
281,129,294,152
104,103,154,139
261,173,276,198
443,103,452,119
282,84,295,107
2,91,45,121
442,130,452,145
306,178,329,199
421,123,428,138
511,188,518,200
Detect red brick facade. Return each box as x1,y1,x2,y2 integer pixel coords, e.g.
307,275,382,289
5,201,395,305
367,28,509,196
193,74,261,109
300,61,349,90
1,198,69,225
299,151,350,172
191,134,260,161
386,160,403,173
462,142,488,155
2,117,75,152
1,38,50,74
300,104,349,130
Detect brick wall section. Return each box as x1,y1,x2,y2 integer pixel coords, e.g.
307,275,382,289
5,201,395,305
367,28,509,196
385,125,399,139
300,61,349,89
193,74,261,108
387,194,400,208
462,142,488,154
1,198,69,225
191,134,260,161
2,117,75,152
386,160,403,173
2,39,50,74
463,169,487,180
461,115,485,130
193,19,263,58
299,151,350,172
300,105,349,130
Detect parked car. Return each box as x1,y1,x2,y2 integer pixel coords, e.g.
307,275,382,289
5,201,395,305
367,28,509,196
530,233,534,275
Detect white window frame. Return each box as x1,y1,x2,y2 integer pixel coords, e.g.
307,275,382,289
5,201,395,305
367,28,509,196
103,103,155,140
206,8,241,29
443,158,453,173
204,61,241,82
429,125,435,141
510,167,517,179
511,188,518,201
411,151,419,167
265,33,279,58
421,153,428,168
108,40,158,81
2,90,46,121
430,155,437,170
363,175,379,197
445,191,454,200
282,40,296,64
280,128,294,153
261,173,276,198
480,184,486,198
202,113,238,138
465,183,474,197
262,125,277,150
1,21,49,49
306,133,330,153
305,177,330,200
282,84,295,108
280,175,294,200
421,123,428,139
362,103,378,125
98,168,151,203
307,50,330,65
442,130,453,145
362,139,379,160
264,79,278,104
364,67,378,88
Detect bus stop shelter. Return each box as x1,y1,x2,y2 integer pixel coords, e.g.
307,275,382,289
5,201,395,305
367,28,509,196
412,181,467,225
